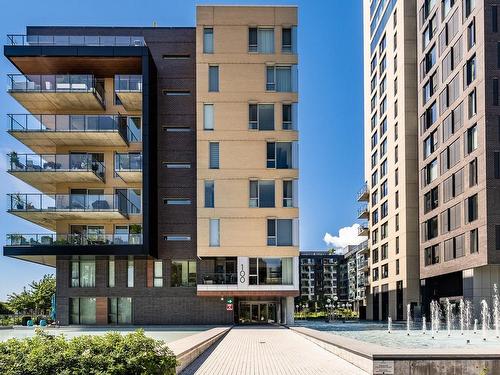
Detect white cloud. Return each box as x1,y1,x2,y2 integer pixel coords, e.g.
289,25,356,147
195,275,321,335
323,224,365,253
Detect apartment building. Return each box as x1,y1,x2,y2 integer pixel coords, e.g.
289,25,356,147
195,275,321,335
298,251,342,302
418,0,500,311
3,5,299,325
362,0,421,321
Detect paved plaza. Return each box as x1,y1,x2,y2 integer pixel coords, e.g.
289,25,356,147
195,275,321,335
181,326,367,375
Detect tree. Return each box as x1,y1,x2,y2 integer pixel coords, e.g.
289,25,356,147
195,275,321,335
327,247,336,255
7,275,55,315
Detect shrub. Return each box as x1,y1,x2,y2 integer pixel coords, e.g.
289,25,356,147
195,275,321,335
0,329,177,375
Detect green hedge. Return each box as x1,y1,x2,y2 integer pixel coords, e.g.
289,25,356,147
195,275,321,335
0,329,177,375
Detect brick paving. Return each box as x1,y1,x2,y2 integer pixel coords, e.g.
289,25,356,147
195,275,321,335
181,326,368,375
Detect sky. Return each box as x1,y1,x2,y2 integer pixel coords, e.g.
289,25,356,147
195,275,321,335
0,0,365,299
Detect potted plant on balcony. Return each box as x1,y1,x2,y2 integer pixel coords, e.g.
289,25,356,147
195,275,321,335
8,152,22,170
7,234,24,246
12,194,25,210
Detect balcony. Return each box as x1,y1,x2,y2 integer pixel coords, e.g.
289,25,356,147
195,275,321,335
357,204,369,219
7,34,146,46
7,193,137,230
357,259,369,271
115,75,142,111
8,74,105,112
7,114,140,153
358,224,369,236
8,153,105,193
6,233,143,247
200,273,237,285
357,183,369,202
114,153,142,183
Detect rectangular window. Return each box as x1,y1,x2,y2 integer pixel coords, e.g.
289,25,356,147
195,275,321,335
283,180,297,208
163,162,191,169
464,0,475,19
470,228,478,253
469,158,478,187
70,297,96,325
422,216,439,241
209,142,219,169
381,264,389,279
381,223,388,241
203,28,214,53
171,260,197,287
424,186,439,214
282,27,296,53
209,218,220,247
164,198,191,205
204,104,214,130
467,19,476,50
249,258,293,285
282,103,298,130
164,235,191,241
267,219,296,246
468,89,477,118
466,193,478,222
154,261,163,287
465,55,476,86
266,66,297,92
108,297,132,324
249,104,274,130
466,124,478,153
108,257,115,287
423,129,438,159
381,201,388,218
208,66,219,92
249,180,275,208
71,258,96,288
423,158,438,186
249,27,274,53
267,142,296,169
425,244,440,265
127,256,134,288
205,180,214,208
444,234,465,261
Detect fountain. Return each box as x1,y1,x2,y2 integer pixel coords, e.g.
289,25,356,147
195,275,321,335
465,300,472,332
459,299,465,335
430,300,441,339
387,316,392,334
494,284,500,339
481,300,489,341
422,316,426,335
406,303,411,336
474,319,478,334
445,298,452,337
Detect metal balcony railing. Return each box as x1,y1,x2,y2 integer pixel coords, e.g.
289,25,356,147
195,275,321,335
357,183,369,201
200,273,237,285
115,153,142,171
114,75,142,92
7,114,141,142
8,153,105,181
7,74,105,106
7,34,146,46
7,192,139,216
6,233,143,246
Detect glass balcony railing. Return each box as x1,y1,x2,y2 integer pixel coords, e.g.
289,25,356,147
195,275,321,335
114,75,142,92
7,34,146,47
115,153,142,171
8,74,105,105
8,114,142,143
200,273,238,285
8,153,105,181
6,233,143,246
7,193,139,216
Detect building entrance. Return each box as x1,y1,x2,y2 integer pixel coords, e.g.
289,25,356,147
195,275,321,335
238,302,277,324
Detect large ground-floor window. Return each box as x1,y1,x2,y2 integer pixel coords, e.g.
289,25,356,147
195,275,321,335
171,260,197,287
249,258,293,285
69,297,96,324
108,297,133,324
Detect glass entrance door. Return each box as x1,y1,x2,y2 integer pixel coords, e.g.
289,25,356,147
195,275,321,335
238,302,277,324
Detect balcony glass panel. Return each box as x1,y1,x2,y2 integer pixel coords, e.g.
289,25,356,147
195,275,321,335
114,75,142,92
6,233,143,246
7,34,146,46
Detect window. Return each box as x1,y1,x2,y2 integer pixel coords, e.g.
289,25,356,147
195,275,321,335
444,234,465,261
249,27,274,53
422,216,439,241
282,103,297,130
443,169,464,202
203,28,214,53
249,104,274,130
423,72,437,104
372,209,379,225
379,76,386,95
394,100,398,118
466,193,478,223
249,258,293,285
209,218,220,247
371,152,378,168
425,245,440,265
108,257,115,287
208,66,219,92
371,131,378,149
372,171,378,187
164,198,191,205
162,90,190,96
372,248,379,263
380,159,387,178
469,158,478,187
467,19,476,50
463,0,475,19
395,168,399,186
163,162,191,169
380,118,387,135
163,127,191,133
70,298,96,325
381,180,388,198
372,267,379,281
381,201,388,218
380,139,387,157
470,228,478,253
393,32,397,50
379,34,386,54
154,261,163,287
266,142,296,169
440,138,461,173
204,104,214,130
379,55,386,74
283,180,297,207
422,44,436,77
381,264,388,278
468,89,477,118
423,158,438,185
395,123,398,140
495,152,500,179
395,190,399,208
423,129,438,159
205,180,214,208
164,235,192,241
267,218,297,246
209,142,219,169
395,213,400,231
442,0,455,19
381,243,388,259
108,297,132,324
126,256,134,287
372,190,378,206
372,229,378,245
266,65,297,92
380,97,387,115
422,15,436,49
371,75,377,93
371,55,377,74
249,180,275,208
424,186,439,213
442,102,463,141
440,203,461,233
465,55,476,86
71,258,96,288
282,27,296,53
396,236,400,254
171,260,196,287
381,224,388,241
421,101,437,132
466,124,478,153
494,6,498,33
